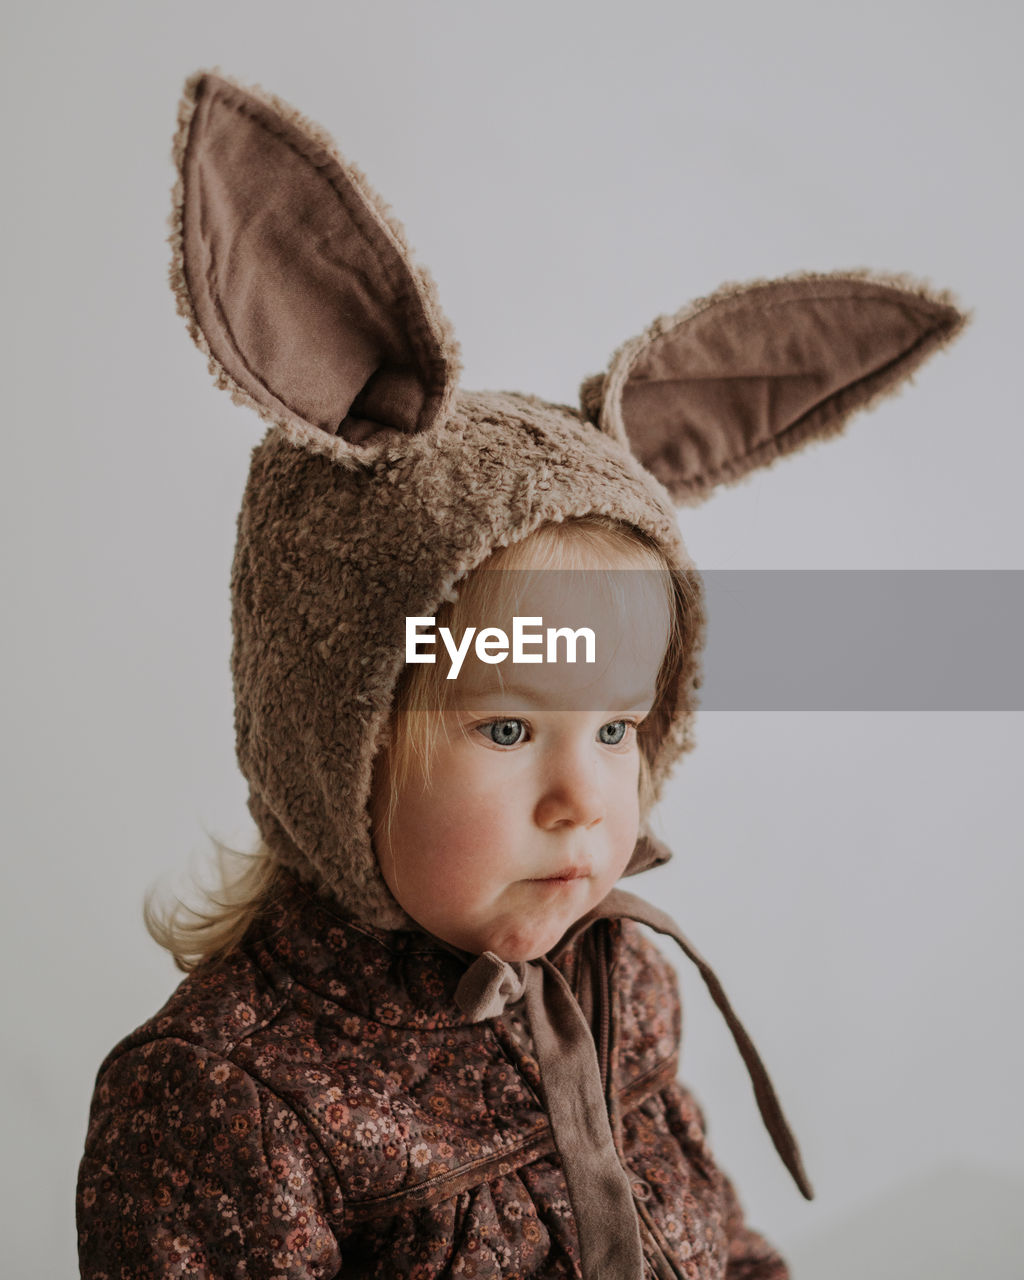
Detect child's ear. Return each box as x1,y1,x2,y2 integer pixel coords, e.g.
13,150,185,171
170,72,461,451
580,273,967,504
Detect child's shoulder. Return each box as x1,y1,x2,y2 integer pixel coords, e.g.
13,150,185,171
82,946,307,1178
98,943,286,1076
614,916,682,996
611,917,684,1067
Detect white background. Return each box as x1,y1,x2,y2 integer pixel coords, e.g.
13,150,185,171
3,1,1021,1275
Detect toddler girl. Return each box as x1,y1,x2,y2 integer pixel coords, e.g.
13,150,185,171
76,70,964,1279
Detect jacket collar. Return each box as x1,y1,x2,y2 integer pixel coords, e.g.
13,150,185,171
253,870,482,1029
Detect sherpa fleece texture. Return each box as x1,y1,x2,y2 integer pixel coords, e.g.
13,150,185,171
168,70,965,932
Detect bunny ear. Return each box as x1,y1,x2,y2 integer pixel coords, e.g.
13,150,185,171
580,273,967,503
169,72,461,451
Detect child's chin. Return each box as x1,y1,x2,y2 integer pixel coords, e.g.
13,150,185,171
484,922,576,964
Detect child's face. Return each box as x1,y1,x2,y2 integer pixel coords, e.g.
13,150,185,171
371,569,672,961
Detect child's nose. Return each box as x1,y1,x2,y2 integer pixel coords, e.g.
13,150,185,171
534,755,605,831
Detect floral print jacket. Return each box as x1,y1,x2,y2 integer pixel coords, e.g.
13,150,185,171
77,874,788,1278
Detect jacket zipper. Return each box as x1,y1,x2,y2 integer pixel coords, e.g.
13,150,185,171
594,921,613,1107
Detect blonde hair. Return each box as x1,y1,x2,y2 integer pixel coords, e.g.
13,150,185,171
143,836,293,973
146,516,693,971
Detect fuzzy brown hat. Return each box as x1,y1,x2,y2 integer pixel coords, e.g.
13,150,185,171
170,71,966,935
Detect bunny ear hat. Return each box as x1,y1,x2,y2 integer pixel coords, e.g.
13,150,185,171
166,73,967,1228
169,70,965,933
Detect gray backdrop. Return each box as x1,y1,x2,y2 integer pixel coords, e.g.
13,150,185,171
3,1,1021,1274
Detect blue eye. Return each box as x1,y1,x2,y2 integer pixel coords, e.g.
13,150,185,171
599,721,628,745
480,719,527,747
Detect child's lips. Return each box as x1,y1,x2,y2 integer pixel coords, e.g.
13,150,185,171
531,866,591,884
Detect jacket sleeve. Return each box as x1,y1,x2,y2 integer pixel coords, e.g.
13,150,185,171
719,1164,790,1280
659,1080,790,1280
617,920,790,1279
77,1037,343,1279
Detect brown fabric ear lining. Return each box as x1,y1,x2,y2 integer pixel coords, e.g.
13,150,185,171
587,274,967,504
171,72,461,445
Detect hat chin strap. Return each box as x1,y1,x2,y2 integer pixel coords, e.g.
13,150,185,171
623,826,673,876
454,888,813,1280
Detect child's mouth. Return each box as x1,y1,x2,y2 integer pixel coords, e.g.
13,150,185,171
532,867,590,884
